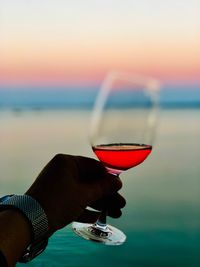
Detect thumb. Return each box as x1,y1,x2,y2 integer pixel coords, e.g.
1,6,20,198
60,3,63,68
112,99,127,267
93,174,122,200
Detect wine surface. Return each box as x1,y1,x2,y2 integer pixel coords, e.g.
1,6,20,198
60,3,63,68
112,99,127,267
92,143,152,171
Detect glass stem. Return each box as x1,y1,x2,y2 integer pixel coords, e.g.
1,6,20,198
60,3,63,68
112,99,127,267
95,210,107,230
95,171,119,231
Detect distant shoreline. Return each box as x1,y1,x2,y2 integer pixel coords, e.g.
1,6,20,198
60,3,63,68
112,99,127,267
0,105,200,112
0,87,199,110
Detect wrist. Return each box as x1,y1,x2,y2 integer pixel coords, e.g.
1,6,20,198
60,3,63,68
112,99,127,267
0,194,49,263
0,209,31,267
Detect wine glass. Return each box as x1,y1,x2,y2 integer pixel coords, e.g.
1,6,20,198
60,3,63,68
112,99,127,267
72,71,160,245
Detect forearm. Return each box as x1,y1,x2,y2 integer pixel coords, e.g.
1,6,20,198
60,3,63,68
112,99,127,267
0,210,31,267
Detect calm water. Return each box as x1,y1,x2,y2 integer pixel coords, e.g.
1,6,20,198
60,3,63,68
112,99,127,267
0,109,199,267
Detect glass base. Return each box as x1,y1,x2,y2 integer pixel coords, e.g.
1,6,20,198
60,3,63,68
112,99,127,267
72,222,126,245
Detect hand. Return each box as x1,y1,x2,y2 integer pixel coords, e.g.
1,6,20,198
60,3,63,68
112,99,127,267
26,154,126,235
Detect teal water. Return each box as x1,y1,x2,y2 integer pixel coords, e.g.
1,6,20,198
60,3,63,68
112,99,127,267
0,109,199,266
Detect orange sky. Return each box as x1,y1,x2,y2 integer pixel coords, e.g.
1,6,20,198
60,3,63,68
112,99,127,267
0,0,199,87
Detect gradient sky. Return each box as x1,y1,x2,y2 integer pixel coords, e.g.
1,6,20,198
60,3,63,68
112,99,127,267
0,0,199,87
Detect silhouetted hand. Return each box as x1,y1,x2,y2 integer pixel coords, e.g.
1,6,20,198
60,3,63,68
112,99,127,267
26,154,126,235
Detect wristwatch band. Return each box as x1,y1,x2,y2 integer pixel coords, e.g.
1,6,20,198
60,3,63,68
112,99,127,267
1,195,48,241
0,194,49,262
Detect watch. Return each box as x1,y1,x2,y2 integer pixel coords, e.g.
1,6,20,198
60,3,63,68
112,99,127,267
0,194,49,263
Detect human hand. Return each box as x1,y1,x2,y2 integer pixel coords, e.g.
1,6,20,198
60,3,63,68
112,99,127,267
26,154,126,235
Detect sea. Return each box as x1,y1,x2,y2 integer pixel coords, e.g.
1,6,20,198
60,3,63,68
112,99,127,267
0,85,199,267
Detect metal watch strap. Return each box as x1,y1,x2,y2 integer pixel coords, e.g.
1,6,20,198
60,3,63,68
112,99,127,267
0,195,48,241
0,195,49,262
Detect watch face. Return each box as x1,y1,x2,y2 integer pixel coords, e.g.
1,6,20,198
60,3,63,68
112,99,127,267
0,195,13,203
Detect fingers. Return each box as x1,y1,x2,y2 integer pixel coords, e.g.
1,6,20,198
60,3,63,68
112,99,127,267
90,193,126,218
73,155,123,197
108,209,122,218
75,209,101,223
91,193,126,211
73,156,107,182
97,173,122,197
76,193,126,223
75,205,123,223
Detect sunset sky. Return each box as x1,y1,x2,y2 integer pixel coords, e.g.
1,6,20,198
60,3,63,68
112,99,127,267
0,0,199,88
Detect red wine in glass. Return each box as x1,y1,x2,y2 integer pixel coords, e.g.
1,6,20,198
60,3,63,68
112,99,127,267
92,143,152,175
